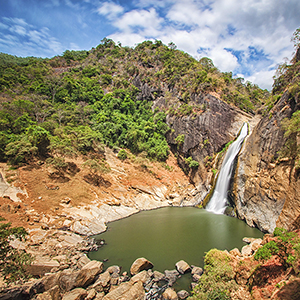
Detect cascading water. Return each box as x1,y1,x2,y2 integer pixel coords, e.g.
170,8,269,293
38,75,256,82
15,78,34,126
206,123,248,214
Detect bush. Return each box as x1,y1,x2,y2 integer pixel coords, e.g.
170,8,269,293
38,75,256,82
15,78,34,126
0,217,32,283
190,249,237,300
117,149,128,160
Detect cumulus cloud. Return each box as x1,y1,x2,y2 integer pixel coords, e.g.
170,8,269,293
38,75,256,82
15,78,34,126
97,2,124,20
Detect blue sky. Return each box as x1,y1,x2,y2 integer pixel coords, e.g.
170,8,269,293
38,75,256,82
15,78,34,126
0,0,299,90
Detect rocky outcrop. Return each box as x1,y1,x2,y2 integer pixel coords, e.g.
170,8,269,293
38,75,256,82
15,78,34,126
234,90,300,233
153,92,252,200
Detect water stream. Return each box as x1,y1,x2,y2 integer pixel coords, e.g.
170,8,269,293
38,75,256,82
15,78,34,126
206,123,248,214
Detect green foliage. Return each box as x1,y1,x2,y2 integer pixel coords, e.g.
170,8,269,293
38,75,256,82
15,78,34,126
190,249,237,300
0,217,32,283
0,39,269,165
82,159,111,175
117,149,128,160
280,110,300,168
5,136,37,165
254,240,279,261
255,227,300,273
175,134,185,146
185,156,199,168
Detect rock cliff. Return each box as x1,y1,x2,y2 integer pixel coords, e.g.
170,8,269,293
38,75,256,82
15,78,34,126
234,90,300,233
152,92,252,200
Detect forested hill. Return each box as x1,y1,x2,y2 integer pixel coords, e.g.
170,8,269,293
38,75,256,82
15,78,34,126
0,39,269,166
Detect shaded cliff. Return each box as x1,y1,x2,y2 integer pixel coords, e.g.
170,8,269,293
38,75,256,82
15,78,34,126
234,51,300,232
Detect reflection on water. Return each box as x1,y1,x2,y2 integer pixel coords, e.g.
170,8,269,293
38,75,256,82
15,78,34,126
89,207,263,290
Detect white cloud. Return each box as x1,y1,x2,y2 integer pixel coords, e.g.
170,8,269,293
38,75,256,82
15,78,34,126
97,2,124,20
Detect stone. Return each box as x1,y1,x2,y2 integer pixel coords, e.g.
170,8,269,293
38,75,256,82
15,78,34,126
191,266,203,277
162,287,178,300
74,261,104,288
102,281,145,300
130,270,151,284
130,257,153,275
35,291,52,300
152,270,165,282
77,255,91,269
91,271,111,292
241,244,253,256
250,238,262,252
106,266,121,275
230,248,241,257
177,290,189,299
59,269,79,292
27,259,60,277
175,260,191,274
165,270,179,286
47,285,61,300
62,288,88,300
85,288,97,300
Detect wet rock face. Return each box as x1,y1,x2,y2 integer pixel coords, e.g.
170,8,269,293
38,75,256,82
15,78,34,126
235,91,300,233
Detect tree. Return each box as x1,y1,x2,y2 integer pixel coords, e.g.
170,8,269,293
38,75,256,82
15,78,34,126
0,217,32,283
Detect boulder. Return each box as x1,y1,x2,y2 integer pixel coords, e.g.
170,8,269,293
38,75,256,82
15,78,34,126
131,270,151,284
59,270,79,292
62,288,87,300
77,255,91,269
130,258,153,275
35,291,52,300
241,244,252,256
175,260,191,274
75,260,104,288
191,266,203,277
106,265,121,275
191,266,203,282
102,281,145,300
152,270,165,282
177,290,189,299
164,270,179,286
85,288,97,300
250,239,262,252
27,258,60,277
162,288,178,300
91,271,111,292
230,248,241,257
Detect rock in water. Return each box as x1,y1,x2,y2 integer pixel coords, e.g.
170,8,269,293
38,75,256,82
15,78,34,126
162,287,178,300
130,257,153,275
175,260,191,274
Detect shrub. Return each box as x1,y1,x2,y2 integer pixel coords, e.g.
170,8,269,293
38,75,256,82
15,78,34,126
117,149,128,160
0,217,32,283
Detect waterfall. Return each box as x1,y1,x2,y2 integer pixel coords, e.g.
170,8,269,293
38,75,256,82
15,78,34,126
206,123,248,214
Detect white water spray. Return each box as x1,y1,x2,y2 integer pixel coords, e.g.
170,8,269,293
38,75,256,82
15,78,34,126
206,123,248,214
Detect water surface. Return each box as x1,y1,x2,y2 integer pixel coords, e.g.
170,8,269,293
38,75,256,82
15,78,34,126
89,207,263,275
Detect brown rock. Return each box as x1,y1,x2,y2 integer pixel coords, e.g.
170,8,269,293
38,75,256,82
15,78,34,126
62,288,87,300
130,270,150,284
27,259,60,277
175,260,191,274
130,257,153,275
162,288,178,300
177,290,189,299
102,281,145,300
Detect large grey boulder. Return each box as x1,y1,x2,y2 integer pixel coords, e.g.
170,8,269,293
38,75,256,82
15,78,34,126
130,257,153,275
